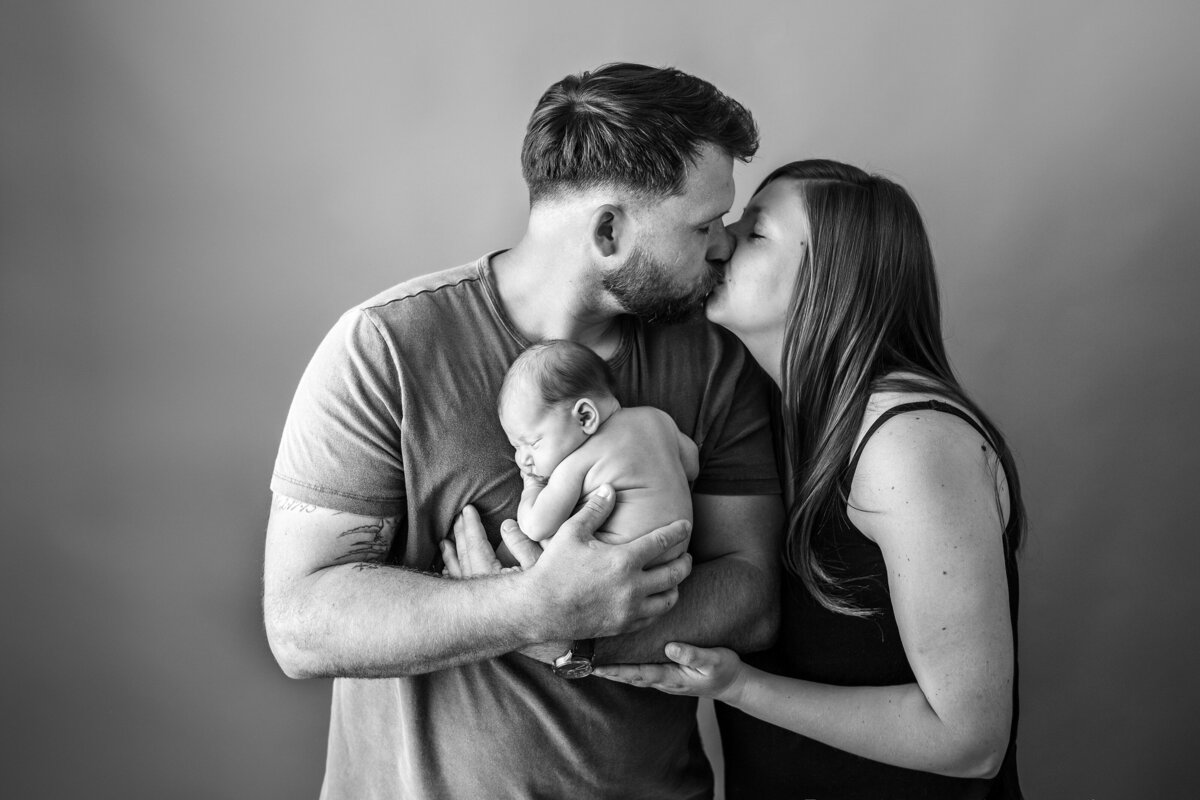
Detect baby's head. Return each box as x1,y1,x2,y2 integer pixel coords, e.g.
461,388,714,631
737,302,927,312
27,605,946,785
498,340,619,479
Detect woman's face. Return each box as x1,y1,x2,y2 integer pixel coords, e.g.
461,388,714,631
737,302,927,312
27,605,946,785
705,177,808,341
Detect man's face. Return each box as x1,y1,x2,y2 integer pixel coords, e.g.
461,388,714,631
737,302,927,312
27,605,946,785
603,143,736,324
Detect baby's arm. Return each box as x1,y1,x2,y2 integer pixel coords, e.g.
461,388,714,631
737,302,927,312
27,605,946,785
676,427,700,482
516,458,590,541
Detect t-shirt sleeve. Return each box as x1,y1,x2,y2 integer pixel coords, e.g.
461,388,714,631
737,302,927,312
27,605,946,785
692,352,781,497
270,307,406,517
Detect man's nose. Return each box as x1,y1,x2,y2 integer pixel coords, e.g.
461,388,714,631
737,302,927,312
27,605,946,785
706,224,735,263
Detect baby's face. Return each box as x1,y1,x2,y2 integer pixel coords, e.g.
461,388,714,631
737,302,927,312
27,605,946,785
499,398,588,480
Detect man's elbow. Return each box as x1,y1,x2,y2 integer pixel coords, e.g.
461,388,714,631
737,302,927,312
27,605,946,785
264,595,329,680
267,633,324,680
729,567,779,652
741,597,779,652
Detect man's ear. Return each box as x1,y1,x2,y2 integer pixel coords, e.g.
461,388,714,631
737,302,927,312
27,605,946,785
589,205,625,258
573,398,601,434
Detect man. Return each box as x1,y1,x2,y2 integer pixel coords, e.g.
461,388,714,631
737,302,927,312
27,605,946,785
264,62,784,799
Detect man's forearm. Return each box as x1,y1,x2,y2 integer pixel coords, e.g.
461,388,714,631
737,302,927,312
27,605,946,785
594,553,778,665
266,564,541,679
265,487,695,679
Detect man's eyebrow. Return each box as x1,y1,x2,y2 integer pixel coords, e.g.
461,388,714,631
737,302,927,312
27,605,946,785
698,207,732,226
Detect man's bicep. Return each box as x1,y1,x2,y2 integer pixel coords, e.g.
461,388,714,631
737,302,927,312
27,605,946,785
264,493,404,588
688,493,784,567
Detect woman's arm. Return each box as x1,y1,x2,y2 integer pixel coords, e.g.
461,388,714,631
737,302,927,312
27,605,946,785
595,412,1013,779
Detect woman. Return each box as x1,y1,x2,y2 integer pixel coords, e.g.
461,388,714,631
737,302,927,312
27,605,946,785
594,159,1025,799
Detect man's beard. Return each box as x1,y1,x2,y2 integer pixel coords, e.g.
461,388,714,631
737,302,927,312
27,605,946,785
601,245,721,325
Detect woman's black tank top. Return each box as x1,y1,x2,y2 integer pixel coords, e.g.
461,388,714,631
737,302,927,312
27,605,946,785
716,400,1023,799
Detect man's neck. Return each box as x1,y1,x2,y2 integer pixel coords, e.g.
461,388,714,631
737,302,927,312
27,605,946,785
491,232,626,358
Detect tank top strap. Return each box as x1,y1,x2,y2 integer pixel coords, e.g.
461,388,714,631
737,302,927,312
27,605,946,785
845,399,996,483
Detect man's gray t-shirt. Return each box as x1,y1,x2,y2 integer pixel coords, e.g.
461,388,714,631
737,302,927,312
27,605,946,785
271,254,780,799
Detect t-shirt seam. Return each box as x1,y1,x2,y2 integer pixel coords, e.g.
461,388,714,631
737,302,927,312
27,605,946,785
359,273,483,314
357,305,406,431
475,254,531,349
272,471,404,503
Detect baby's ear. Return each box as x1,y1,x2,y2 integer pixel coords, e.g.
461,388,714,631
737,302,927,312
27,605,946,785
573,398,601,435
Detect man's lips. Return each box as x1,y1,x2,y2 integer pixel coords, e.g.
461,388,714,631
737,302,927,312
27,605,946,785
705,265,728,297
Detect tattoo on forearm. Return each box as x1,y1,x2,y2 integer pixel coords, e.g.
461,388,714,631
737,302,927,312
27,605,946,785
275,496,318,514
330,519,398,568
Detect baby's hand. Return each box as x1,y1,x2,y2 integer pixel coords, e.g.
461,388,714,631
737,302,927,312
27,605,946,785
522,471,548,489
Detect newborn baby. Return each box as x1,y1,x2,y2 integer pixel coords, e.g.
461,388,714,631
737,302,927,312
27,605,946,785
498,339,698,563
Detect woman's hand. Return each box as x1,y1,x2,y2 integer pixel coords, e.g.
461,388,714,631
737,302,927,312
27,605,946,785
593,642,747,704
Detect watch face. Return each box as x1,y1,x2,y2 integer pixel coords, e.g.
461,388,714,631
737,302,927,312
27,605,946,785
554,659,594,679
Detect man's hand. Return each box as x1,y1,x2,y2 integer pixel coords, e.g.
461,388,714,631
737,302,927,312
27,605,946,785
442,484,694,642
524,486,693,640
441,506,521,578
499,517,548,569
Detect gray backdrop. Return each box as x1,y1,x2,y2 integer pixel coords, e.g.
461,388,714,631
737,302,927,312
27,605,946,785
4,1,1198,797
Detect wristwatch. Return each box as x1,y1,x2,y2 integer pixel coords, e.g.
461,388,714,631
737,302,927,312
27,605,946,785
552,639,596,679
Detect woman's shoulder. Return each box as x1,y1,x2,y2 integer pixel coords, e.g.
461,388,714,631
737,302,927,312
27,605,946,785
856,399,976,454
848,375,1009,534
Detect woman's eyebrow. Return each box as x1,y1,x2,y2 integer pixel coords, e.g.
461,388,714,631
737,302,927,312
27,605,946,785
741,205,769,225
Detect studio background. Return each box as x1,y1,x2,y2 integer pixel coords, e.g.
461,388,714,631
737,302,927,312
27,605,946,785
3,1,1197,797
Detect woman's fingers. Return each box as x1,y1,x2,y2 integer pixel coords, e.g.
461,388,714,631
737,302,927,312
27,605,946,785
592,661,702,695
592,662,676,687
665,641,711,669
593,643,742,700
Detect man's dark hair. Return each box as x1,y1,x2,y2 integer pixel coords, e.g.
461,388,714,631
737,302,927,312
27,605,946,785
521,62,758,204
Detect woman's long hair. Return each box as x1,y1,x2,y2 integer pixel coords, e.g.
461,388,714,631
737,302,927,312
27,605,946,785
769,159,1026,616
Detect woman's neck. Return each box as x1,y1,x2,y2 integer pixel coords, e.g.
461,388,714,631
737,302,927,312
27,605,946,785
733,329,784,389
